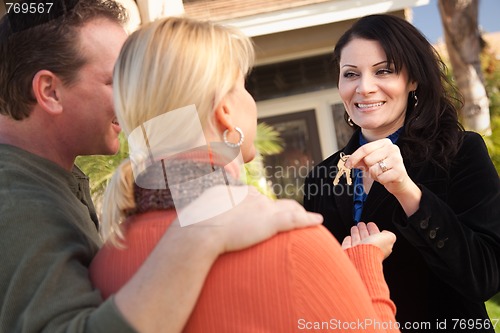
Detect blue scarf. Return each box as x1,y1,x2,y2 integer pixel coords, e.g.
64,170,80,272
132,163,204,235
352,127,403,224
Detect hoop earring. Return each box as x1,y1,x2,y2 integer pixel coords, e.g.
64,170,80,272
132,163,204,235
223,127,244,148
347,117,355,127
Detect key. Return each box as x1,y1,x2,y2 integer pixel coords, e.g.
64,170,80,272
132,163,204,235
333,152,352,186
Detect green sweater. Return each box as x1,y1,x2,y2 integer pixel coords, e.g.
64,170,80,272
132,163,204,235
0,144,136,333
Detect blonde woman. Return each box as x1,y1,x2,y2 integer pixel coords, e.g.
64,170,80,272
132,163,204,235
90,17,399,332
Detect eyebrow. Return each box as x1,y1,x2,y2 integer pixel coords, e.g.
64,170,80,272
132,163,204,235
341,60,389,69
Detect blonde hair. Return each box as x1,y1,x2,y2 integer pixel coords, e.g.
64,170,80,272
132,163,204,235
100,159,136,246
100,17,255,244
113,16,255,135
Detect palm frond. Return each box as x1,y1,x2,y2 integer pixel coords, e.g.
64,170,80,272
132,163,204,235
75,133,129,200
254,122,284,155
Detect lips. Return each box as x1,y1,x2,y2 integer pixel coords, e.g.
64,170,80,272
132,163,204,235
111,118,121,133
355,101,385,109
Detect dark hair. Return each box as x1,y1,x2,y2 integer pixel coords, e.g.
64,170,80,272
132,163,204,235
333,14,463,168
0,0,127,120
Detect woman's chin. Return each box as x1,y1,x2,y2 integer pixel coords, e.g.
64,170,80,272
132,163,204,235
242,148,256,164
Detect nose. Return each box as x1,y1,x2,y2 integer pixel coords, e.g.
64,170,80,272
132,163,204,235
355,75,377,95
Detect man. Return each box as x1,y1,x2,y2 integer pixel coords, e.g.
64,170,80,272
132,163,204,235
0,1,322,332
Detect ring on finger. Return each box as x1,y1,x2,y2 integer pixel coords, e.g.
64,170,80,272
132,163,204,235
378,159,388,173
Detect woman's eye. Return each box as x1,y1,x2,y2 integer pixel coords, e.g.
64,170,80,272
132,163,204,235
343,71,357,78
377,68,393,75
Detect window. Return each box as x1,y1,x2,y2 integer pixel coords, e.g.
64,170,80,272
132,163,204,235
259,110,322,203
247,53,335,101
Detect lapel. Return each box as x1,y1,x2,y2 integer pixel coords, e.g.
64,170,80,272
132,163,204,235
360,136,424,225
362,181,391,222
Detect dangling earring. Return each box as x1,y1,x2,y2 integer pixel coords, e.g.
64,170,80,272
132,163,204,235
223,127,244,148
347,117,355,127
412,90,418,108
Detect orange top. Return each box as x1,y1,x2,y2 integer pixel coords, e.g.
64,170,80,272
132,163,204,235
90,210,399,332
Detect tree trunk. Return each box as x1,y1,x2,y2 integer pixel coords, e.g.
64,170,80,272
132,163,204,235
438,0,491,135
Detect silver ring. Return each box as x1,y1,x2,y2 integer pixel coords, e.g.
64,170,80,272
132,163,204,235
378,160,388,173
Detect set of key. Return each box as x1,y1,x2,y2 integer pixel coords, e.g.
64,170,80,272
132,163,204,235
333,152,352,186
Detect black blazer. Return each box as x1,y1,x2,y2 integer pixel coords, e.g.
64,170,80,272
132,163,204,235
304,130,500,332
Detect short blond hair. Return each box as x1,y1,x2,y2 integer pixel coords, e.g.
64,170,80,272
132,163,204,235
100,159,135,246
113,16,255,136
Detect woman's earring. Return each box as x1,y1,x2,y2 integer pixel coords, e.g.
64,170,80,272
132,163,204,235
412,91,419,108
223,127,245,148
347,117,355,127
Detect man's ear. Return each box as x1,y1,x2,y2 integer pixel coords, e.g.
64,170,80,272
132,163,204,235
214,98,235,131
32,70,63,115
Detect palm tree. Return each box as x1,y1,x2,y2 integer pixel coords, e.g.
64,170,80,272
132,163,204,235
438,0,491,135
